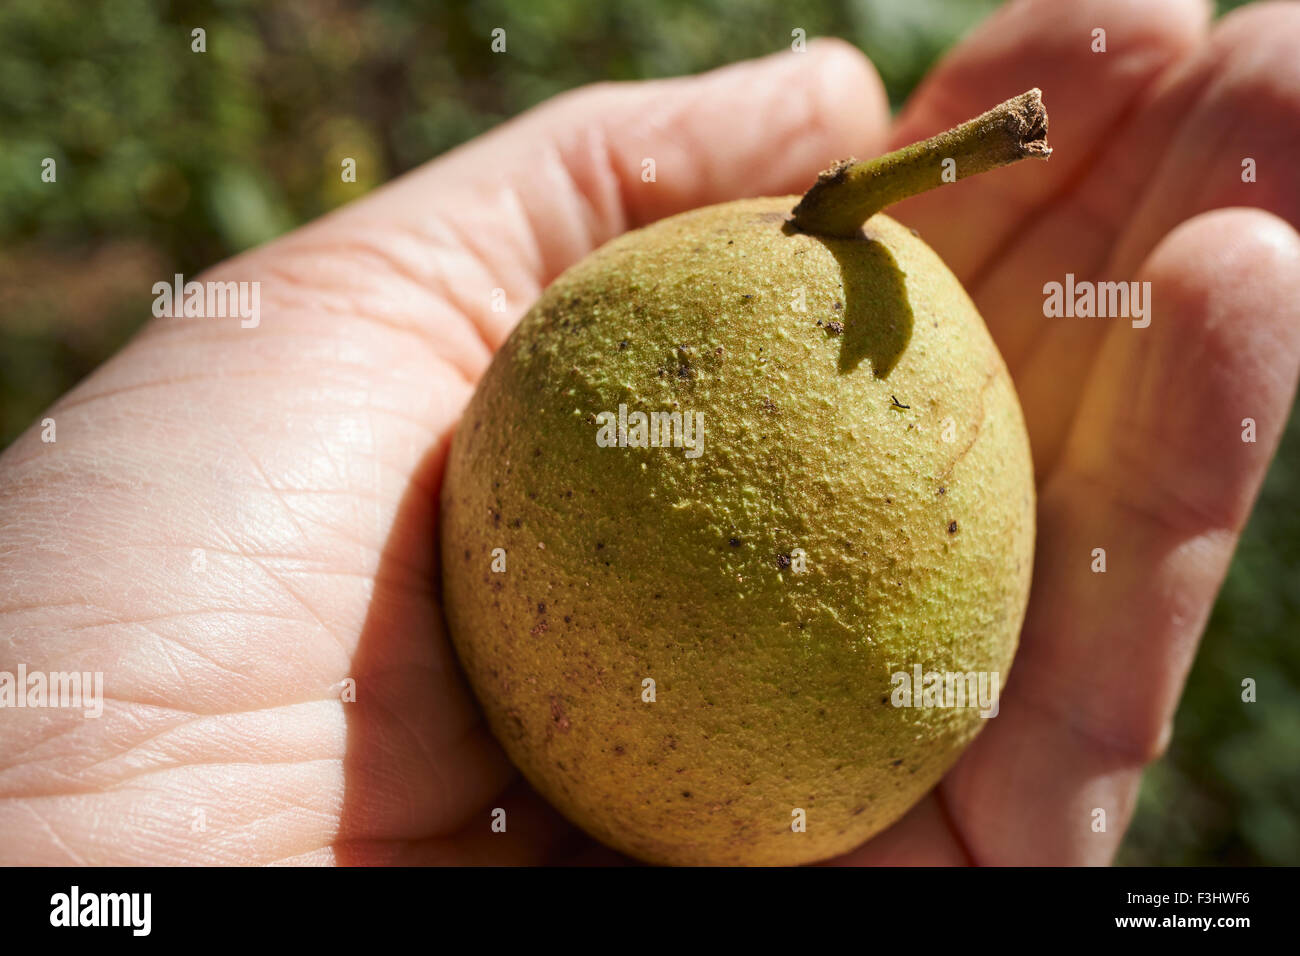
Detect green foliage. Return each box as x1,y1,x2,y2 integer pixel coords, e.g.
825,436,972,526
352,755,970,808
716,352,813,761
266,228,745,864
0,0,1292,865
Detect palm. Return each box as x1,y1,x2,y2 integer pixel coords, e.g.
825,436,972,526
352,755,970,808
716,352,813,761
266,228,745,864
3,0,1299,866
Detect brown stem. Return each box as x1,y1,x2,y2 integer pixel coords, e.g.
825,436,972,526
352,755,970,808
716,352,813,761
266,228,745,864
790,88,1051,238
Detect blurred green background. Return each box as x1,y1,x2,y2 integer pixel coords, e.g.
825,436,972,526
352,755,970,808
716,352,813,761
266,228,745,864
1,0,1292,864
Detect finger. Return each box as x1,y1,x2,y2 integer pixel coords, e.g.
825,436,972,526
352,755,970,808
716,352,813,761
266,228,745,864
263,39,890,354
337,777,586,865
827,794,970,866
1108,2,1300,275
431,38,890,249
984,1,1300,473
884,0,1209,284
941,208,1300,863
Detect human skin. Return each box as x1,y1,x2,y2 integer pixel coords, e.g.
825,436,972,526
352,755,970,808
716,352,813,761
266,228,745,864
2,0,1300,865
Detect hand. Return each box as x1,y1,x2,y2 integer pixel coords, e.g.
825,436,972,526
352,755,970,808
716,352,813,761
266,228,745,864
2,0,1298,865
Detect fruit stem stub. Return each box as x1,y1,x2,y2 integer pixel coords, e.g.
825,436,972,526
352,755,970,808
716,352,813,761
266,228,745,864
790,88,1051,239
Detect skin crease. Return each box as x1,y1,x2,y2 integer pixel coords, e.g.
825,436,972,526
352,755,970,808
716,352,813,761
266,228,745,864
1,0,1299,865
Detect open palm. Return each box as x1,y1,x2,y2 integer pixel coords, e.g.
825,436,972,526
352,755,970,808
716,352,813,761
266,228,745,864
3,0,1299,865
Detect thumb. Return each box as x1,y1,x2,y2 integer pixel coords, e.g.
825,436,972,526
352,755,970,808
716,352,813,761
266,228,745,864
258,39,889,349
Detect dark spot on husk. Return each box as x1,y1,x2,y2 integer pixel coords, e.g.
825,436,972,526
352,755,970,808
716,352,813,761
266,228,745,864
776,553,792,570
729,537,742,548
549,697,570,732
825,321,844,335
948,520,959,534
